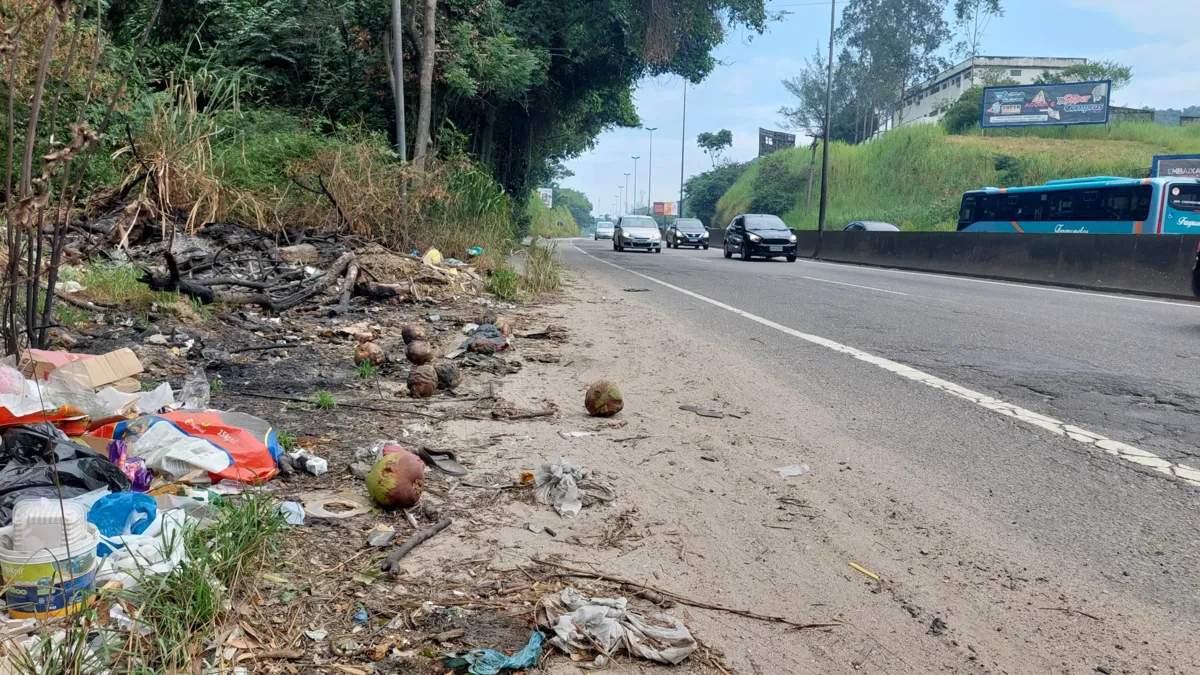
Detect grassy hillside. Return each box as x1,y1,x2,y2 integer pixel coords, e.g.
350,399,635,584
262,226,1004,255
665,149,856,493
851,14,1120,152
527,193,580,238
714,123,1200,231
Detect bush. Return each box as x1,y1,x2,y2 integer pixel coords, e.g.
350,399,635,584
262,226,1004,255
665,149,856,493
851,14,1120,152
684,162,748,226
941,86,984,135
748,154,803,216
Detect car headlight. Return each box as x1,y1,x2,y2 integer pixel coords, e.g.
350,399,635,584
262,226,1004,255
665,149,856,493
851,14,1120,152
701,232,710,239
789,234,797,243
748,234,761,243
651,232,661,240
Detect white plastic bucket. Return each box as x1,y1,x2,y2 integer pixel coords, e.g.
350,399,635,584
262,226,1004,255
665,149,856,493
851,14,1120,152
0,503,99,619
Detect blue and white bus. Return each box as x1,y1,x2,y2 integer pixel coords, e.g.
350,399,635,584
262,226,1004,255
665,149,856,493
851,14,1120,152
957,176,1200,234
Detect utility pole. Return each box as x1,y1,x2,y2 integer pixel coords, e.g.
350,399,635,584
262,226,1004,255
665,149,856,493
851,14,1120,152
391,0,407,161
679,82,687,217
645,127,657,218
631,157,640,214
814,0,835,259
618,185,624,216
623,174,630,215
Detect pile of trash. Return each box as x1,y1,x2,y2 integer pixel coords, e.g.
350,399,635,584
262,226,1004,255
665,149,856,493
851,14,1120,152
0,346,287,624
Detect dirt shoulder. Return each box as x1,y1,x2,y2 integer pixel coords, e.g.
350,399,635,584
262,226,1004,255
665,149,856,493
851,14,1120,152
139,253,1198,674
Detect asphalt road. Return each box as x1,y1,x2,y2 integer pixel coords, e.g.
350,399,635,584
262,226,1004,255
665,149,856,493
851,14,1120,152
563,237,1200,619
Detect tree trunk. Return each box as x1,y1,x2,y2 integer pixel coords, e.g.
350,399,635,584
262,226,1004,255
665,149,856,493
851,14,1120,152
480,107,496,165
413,0,437,168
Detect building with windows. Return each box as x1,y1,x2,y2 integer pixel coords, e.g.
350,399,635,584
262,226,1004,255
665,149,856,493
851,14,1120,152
893,56,1087,129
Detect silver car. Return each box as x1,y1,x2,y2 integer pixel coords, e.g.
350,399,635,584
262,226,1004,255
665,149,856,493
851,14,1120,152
594,221,615,240
613,215,662,253
844,221,899,231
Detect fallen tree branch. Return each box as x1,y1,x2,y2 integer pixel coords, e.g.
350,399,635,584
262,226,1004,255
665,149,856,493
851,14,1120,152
331,259,359,316
532,558,843,631
234,391,444,420
141,251,357,312
49,288,113,310
382,518,452,573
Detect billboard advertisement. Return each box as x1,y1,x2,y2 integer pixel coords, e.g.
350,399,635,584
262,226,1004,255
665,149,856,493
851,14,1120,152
758,128,796,157
1152,154,1200,178
652,202,677,216
536,187,553,209
980,80,1110,129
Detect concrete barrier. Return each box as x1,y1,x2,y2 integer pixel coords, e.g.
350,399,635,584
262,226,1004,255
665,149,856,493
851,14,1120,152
706,229,1200,299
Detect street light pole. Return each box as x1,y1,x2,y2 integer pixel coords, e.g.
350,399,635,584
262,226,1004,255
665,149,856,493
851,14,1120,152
631,157,640,214
645,127,657,218
814,0,835,259
679,82,687,217
623,174,630,215
391,0,406,161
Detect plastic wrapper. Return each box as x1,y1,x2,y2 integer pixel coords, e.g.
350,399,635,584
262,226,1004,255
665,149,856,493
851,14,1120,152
535,588,697,667
180,369,210,410
108,440,152,492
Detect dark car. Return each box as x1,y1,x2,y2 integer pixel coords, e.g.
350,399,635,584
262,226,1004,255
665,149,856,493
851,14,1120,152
844,220,899,231
722,214,798,262
666,218,710,249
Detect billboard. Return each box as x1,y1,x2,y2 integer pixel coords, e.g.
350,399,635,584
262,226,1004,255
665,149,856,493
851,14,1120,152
652,202,676,216
537,187,553,209
980,80,1110,129
758,128,796,157
1152,154,1200,178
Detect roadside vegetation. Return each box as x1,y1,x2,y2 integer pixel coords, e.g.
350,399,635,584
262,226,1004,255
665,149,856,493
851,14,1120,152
713,122,1200,231
526,192,580,239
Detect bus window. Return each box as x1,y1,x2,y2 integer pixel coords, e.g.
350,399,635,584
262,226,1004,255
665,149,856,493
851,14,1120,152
1168,184,1200,212
958,196,977,229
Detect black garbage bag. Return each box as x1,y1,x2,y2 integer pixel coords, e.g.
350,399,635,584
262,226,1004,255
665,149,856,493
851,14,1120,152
0,424,130,526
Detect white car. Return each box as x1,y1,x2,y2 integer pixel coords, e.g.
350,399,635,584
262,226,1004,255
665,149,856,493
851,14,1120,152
594,221,615,240
613,215,662,253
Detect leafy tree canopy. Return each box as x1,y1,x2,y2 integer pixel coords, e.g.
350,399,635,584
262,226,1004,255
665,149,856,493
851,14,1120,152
697,129,734,166
684,162,747,226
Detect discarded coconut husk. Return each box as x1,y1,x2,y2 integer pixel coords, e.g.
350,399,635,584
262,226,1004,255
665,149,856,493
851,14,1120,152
434,361,462,389
408,364,438,397
406,340,434,364
585,380,623,417
354,342,386,366
366,450,425,508
401,323,427,344
494,315,514,337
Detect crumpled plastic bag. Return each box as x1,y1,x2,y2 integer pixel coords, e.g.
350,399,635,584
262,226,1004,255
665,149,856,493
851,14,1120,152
179,368,210,410
440,631,543,675
464,324,508,355
0,424,131,526
535,588,697,668
533,457,588,518
94,508,192,590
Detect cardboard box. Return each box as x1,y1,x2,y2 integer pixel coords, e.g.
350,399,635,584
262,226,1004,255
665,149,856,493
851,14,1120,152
22,348,145,388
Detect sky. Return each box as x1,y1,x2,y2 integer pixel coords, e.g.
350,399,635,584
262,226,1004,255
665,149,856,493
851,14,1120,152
562,0,1200,219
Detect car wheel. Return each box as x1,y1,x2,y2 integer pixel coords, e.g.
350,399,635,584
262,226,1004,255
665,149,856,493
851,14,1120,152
653,247,661,254
702,245,709,250
786,254,797,262
741,243,752,261
723,246,732,259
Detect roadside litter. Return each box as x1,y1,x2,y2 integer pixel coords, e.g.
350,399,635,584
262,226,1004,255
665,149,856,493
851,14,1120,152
775,463,811,478
535,587,698,667
680,404,724,419
533,457,588,518
440,631,544,675
585,381,623,417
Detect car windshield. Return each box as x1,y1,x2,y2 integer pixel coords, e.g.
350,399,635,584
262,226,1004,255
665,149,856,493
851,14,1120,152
675,220,704,232
745,216,789,231
622,218,657,228
597,222,614,229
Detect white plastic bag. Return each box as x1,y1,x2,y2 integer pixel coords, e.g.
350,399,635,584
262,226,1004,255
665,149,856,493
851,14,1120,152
94,509,192,590
180,368,210,410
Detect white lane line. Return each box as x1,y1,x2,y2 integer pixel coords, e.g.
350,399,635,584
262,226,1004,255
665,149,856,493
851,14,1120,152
795,258,1200,310
800,276,911,296
573,245,1200,488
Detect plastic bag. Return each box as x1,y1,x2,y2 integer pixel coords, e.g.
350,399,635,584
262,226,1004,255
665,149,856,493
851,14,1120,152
533,458,587,518
535,588,697,667
94,509,192,590
88,492,157,556
94,411,284,483
108,439,152,492
0,425,131,526
179,369,210,410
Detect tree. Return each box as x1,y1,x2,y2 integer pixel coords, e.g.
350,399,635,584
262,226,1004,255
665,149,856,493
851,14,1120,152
749,154,803,216
555,187,594,228
780,48,878,145
952,0,1003,60
697,130,733,167
413,0,438,166
1035,60,1132,92
940,85,984,134
838,0,951,126
683,162,748,226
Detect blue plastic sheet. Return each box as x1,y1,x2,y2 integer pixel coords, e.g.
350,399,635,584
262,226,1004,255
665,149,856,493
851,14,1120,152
440,631,544,675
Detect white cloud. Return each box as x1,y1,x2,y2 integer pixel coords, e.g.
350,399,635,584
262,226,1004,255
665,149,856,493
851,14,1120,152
1118,71,1200,110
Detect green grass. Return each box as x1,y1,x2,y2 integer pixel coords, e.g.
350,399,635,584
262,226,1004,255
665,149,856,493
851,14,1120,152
520,242,562,296
526,192,580,239
80,263,178,310
355,360,377,379
312,390,336,409
714,122,1200,232
209,377,224,395
276,429,297,451
14,495,285,674
54,304,87,327
487,265,522,301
